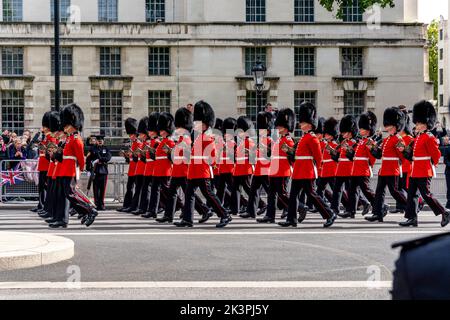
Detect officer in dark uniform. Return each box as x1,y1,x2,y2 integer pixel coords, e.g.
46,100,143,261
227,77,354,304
92,135,112,211
392,232,450,300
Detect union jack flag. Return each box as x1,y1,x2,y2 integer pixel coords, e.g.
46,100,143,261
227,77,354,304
1,167,25,186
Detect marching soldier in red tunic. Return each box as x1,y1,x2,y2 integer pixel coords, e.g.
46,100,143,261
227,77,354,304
117,118,139,212
366,107,408,223
279,102,336,228
399,100,450,228
50,104,98,228
257,108,295,224
342,112,377,219
174,100,232,228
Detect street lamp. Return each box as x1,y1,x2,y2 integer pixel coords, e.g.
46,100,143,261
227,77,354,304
252,59,266,114
53,0,61,112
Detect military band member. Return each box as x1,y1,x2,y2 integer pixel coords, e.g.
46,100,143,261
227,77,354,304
174,100,232,228
399,100,450,228
257,108,295,224
279,102,336,228
118,118,139,212
92,135,112,211
366,107,408,223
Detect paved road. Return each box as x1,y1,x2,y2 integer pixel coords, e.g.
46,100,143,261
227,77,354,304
0,208,448,299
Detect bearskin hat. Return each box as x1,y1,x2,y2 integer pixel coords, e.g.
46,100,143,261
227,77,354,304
214,118,223,131
315,117,326,134
323,117,339,139
175,108,194,132
384,107,406,132
138,117,150,135
257,111,274,130
399,107,412,135
194,100,215,128
236,116,254,132
298,102,318,129
42,112,51,129
125,118,138,135
222,117,237,135
48,111,61,133
157,112,175,135
148,112,160,133
61,103,84,131
413,100,437,130
358,111,377,136
339,115,358,137
274,108,296,132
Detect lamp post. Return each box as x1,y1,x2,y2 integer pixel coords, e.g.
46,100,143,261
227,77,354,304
252,59,266,114
53,0,61,112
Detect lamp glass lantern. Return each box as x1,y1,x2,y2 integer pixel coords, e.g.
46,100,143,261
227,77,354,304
252,60,266,91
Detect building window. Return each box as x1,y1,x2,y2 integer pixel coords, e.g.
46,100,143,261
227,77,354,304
1,90,24,135
440,48,444,60
245,91,268,124
440,69,444,85
294,91,317,136
149,47,170,76
440,94,444,107
98,0,118,22
245,47,267,76
100,47,121,76
246,0,265,22
294,0,314,22
146,0,165,22
2,0,22,22
51,47,73,76
50,0,71,22
344,91,365,116
342,47,363,76
148,91,171,114
440,29,444,41
50,90,74,111
342,0,362,22
295,47,315,76
100,91,123,137
1,47,23,75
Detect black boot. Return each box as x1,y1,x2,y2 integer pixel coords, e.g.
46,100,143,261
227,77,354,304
256,206,267,216
174,220,193,228
338,211,355,219
365,214,383,223
399,218,418,227
49,221,67,228
362,203,372,216
131,209,145,216
323,213,337,228
278,220,298,228
216,216,232,228
141,212,157,219
297,207,307,223
239,213,255,219
441,211,450,228
199,211,213,224
256,216,275,224
156,216,173,223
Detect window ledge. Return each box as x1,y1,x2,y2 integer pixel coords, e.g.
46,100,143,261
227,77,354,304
0,74,35,81
89,75,134,81
333,76,378,81
235,76,280,81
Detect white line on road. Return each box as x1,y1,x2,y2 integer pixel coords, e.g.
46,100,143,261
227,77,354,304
0,281,392,289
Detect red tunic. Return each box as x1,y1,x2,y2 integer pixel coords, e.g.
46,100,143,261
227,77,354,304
128,140,139,177
171,134,191,178
401,134,414,175
320,141,338,178
254,136,272,177
219,139,236,175
351,137,376,177
187,132,216,180
37,133,57,172
213,135,223,176
335,139,355,177
292,132,322,180
153,137,176,177
269,135,295,177
134,141,146,176
233,137,255,177
378,135,404,177
411,131,441,178
143,138,160,177
58,133,85,178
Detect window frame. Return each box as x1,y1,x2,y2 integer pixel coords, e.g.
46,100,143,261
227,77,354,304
51,47,73,76
343,91,366,116
294,47,315,76
2,0,23,22
98,0,118,22
244,47,267,76
0,90,25,135
146,0,165,23
100,90,123,137
342,0,363,23
246,0,266,23
99,47,121,76
148,47,170,76
294,90,317,137
1,47,24,76
148,90,172,114
294,0,315,23
50,0,71,22
341,47,364,76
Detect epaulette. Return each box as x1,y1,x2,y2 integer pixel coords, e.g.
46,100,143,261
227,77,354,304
427,132,435,138
309,132,316,137
392,232,450,252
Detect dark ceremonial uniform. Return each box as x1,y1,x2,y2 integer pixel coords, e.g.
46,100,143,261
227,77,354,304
317,139,337,203
92,142,112,210
122,138,139,209
36,132,55,210
129,139,146,211
137,136,159,212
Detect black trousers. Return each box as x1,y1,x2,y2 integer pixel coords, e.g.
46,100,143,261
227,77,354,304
130,175,144,210
231,175,266,214
266,177,290,219
348,176,376,214
93,174,108,209
217,173,248,208
123,176,136,208
331,177,352,213
316,177,334,204
182,179,227,223
164,177,209,219
147,176,171,215
445,168,450,209
373,176,407,218
247,175,270,217
45,178,56,218
54,177,94,224
287,179,333,222
38,171,48,209
138,176,153,212
396,175,408,210
405,178,446,220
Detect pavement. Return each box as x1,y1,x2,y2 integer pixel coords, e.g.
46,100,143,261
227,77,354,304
0,206,448,300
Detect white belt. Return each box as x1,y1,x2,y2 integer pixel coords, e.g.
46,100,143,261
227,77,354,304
63,156,77,161
173,157,185,161
354,157,369,161
39,154,46,158
256,157,269,161
338,158,350,162
272,156,287,160
155,156,168,160
413,157,432,161
191,156,208,160
322,159,334,163
382,157,400,161
236,157,249,161
221,157,231,161
146,159,154,163
295,156,313,160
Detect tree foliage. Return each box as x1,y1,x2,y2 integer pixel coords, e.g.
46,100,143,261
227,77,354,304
427,19,439,100
319,0,395,18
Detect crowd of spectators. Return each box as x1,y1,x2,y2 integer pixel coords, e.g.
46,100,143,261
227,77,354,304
0,130,41,169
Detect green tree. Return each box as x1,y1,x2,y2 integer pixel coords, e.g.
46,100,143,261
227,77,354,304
319,0,395,19
427,19,439,100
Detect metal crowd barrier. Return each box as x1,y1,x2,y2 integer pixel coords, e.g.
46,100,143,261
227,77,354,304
0,159,448,204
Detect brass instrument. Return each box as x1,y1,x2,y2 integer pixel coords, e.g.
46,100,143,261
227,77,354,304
281,142,295,154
